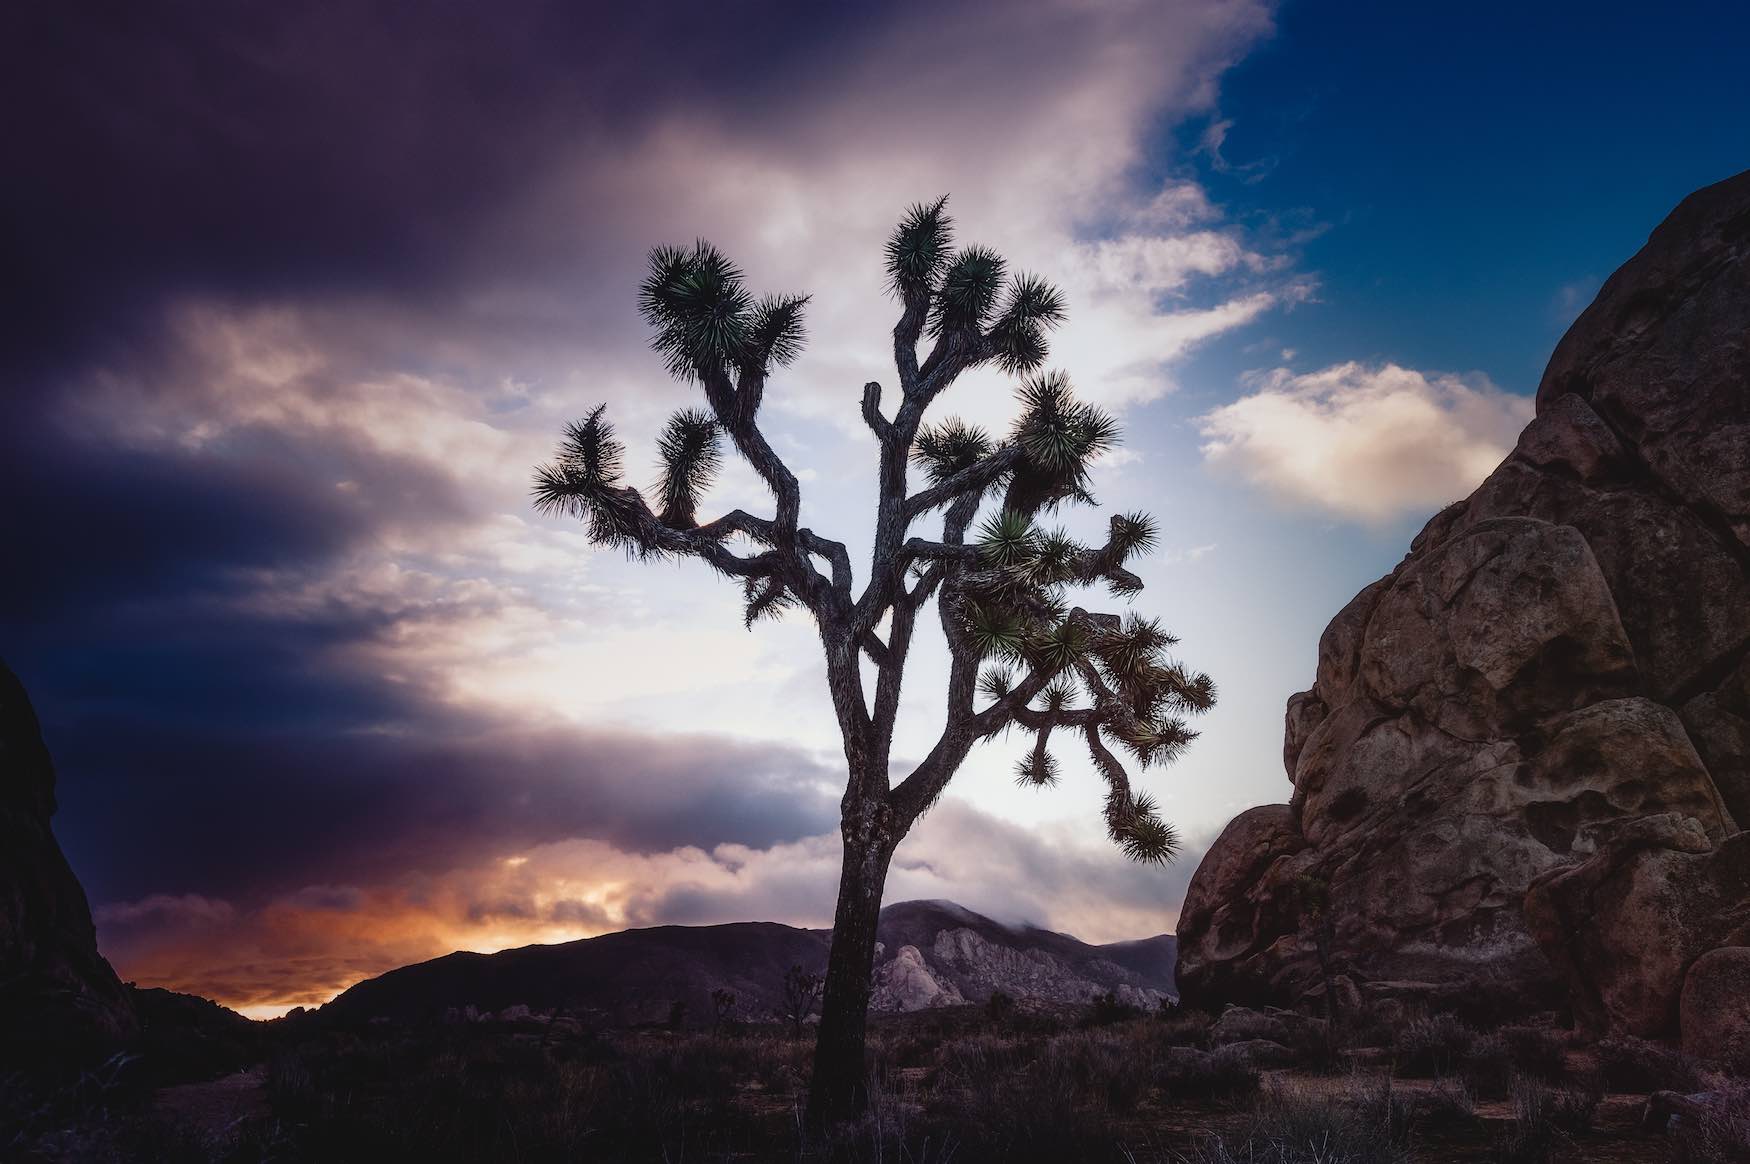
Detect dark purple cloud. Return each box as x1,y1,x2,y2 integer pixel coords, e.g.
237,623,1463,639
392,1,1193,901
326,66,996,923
16,635,840,908
0,0,906,376
1,0,1266,1012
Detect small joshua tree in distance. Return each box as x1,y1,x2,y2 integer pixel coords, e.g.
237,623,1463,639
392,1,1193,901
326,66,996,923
782,964,825,1039
533,197,1215,1125
710,987,737,1033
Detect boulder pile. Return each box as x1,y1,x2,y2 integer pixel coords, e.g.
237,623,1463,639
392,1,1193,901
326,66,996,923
1176,171,1750,1057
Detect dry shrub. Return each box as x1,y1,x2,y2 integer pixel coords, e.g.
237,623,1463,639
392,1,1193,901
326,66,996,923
1461,1034,1515,1101
930,1031,1121,1162
1180,1077,1412,1164
1500,1026,1569,1082
1156,1045,1262,1101
1413,1077,1476,1133
1599,1036,1708,1094
1668,1080,1750,1164
1328,1007,1396,1056
1084,991,1143,1027
1156,1008,1214,1049
1490,1075,1602,1163
1394,1015,1478,1078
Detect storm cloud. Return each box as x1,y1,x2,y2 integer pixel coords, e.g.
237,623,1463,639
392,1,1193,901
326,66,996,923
3,0,1281,1010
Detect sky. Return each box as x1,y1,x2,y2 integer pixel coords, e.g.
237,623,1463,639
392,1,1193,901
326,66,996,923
4,0,1746,1019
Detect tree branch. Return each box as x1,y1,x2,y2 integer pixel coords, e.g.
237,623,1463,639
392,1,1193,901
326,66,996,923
803,529,854,601
709,367,801,534
861,381,891,440
967,608,1098,737
597,489,787,580
861,631,891,669
904,445,1021,520
900,537,978,567
881,491,986,825
905,562,946,608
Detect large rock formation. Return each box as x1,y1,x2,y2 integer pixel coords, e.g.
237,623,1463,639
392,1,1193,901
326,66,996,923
870,944,968,1011
1176,171,1750,1048
0,661,138,1069
1524,814,1749,1043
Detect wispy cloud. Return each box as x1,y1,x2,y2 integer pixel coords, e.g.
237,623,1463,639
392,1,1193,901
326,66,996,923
98,799,1203,1015
1197,361,1533,522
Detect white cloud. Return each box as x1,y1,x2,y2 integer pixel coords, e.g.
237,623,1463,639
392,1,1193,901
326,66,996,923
1198,361,1534,522
1162,542,1218,564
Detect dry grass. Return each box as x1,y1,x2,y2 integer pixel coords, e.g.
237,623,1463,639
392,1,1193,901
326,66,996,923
1488,1075,1604,1163
1666,1080,1750,1164
1176,1076,1413,1164
4,1007,1732,1162
1597,1037,1708,1095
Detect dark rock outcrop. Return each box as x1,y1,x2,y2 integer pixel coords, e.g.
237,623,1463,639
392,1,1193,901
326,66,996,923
1176,171,1750,1046
1678,946,1750,1065
0,661,138,1069
1524,817,1750,1041
129,986,263,1084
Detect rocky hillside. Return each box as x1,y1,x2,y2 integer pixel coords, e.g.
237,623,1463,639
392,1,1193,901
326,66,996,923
0,660,138,1071
324,899,1174,1025
1175,171,1750,1057
871,900,1174,1012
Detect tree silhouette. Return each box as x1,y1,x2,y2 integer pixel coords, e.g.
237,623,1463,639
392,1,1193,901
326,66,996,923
781,964,825,1039
710,987,737,1033
533,198,1214,1125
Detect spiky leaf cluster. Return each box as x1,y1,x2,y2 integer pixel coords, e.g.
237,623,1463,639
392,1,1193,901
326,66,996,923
929,246,1006,337
978,665,1017,702
638,242,808,381
885,197,952,301
743,575,798,628
960,511,1090,672
654,409,723,527
958,496,1205,867
913,418,995,486
1014,749,1059,788
1037,678,1079,713
975,509,1037,568
1107,790,1181,864
1082,614,1214,770
885,195,1066,373
987,274,1067,374
532,405,645,552
748,293,810,371
1107,512,1158,562
1008,371,1120,512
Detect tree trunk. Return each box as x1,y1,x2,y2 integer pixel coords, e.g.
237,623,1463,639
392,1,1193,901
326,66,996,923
805,821,894,1128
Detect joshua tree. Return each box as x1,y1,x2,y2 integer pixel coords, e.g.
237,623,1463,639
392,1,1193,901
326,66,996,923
782,964,825,1039
533,198,1214,1125
710,987,737,1033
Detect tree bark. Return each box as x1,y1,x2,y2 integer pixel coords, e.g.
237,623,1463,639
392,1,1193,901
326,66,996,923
805,818,895,1128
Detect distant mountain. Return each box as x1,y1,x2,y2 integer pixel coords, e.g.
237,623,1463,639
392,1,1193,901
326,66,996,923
321,899,1175,1026
871,900,1174,1013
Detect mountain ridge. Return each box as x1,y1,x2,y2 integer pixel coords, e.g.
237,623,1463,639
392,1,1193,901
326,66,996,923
320,899,1175,1025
